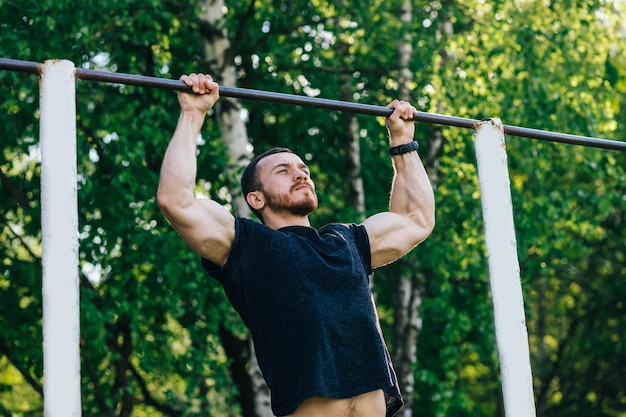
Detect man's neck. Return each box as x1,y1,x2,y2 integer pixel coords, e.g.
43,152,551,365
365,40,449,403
264,213,311,230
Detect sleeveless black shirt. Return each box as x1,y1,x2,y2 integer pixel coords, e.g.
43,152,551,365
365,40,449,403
202,217,403,416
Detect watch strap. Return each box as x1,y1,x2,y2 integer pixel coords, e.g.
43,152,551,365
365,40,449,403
389,141,419,156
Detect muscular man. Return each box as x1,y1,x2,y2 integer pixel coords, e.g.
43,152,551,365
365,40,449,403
157,73,435,417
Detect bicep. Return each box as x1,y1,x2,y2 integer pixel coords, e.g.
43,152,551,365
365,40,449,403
363,212,429,268
160,198,235,266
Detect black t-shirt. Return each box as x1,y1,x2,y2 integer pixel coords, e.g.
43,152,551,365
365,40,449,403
202,217,403,416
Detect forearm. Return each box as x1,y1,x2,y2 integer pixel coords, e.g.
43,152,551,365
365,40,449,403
389,150,435,227
364,100,435,266
157,110,206,210
385,99,435,227
364,151,435,267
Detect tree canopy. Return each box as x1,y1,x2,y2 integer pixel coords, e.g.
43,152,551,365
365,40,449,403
1,0,625,416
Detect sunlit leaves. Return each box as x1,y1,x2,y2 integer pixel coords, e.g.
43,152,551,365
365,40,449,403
1,0,626,416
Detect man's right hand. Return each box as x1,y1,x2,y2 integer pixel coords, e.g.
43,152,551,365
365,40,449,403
178,73,220,115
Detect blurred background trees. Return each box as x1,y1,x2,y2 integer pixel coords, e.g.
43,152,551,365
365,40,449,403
1,0,625,415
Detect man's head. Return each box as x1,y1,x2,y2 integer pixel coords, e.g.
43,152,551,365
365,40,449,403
241,147,318,224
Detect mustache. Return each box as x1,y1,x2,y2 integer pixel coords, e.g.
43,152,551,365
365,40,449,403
292,181,314,192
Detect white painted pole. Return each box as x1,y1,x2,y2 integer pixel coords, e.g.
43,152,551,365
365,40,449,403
474,119,536,417
40,59,81,417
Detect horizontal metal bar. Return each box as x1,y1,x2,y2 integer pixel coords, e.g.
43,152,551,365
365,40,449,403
1,57,625,151
0,57,41,74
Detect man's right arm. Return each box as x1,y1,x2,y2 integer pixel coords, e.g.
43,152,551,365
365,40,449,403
157,74,235,266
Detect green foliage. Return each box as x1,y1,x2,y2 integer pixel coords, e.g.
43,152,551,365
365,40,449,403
1,0,626,416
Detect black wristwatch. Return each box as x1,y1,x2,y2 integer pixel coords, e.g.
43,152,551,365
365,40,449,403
389,141,419,156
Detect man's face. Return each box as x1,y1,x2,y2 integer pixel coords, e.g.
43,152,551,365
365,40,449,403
256,152,318,217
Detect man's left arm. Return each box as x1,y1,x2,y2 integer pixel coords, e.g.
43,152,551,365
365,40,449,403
362,100,435,268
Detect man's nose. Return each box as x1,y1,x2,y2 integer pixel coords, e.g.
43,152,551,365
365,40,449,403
294,169,308,180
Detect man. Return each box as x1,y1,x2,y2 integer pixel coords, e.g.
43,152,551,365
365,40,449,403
157,73,435,417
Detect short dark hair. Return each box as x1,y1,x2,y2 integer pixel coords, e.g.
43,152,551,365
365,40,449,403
241,147,294,223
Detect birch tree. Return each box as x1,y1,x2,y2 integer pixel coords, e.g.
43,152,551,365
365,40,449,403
198,1,272,415
1,1,626,417
389,3,426,415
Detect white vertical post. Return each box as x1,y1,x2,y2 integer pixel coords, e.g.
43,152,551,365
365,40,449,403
40,59,81,417
474,119,536,417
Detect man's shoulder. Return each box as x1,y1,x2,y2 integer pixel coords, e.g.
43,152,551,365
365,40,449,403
319,222,363,235
319,223,370,251
235,216,268,231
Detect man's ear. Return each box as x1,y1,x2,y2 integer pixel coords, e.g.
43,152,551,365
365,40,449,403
246,191,265,211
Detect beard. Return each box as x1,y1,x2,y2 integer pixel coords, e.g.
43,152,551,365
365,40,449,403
263,185,318,217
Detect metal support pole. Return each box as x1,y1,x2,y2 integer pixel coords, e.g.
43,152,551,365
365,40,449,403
474,119,536,417
40,59,81,417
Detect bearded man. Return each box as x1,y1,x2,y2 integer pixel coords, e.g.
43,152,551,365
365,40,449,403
157,73,435,417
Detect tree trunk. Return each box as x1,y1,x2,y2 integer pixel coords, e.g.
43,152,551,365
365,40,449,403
392,274,424,417
390,1,425,416
199,1,272,416
339,70,366,221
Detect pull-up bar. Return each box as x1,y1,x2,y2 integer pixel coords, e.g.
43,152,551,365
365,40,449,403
2,57,625,151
